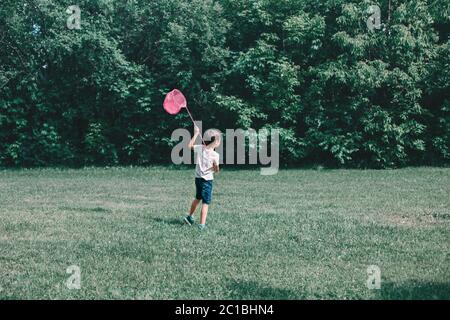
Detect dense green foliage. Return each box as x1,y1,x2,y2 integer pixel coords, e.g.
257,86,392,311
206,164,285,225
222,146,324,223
1,0,449,167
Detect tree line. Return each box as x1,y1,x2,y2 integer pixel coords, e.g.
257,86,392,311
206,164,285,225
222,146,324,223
0,0,449,168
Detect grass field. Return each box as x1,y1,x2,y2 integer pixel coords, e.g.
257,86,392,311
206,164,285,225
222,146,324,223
0,167,449,300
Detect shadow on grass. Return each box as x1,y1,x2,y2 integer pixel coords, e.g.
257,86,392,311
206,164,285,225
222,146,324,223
226,280,450,300
226,280,302,299
60,206,111,213
150,217,184,226
378,281,450,300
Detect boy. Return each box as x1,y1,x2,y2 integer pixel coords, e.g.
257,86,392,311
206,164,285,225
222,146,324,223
183,125,220,230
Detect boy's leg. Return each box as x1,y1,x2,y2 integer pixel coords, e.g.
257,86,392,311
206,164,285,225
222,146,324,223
200,204,209,225
184,198,200,225
189,199,201,216
198,180,212,226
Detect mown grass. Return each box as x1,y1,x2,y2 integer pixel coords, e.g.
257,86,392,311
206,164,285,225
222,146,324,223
0,167,449,299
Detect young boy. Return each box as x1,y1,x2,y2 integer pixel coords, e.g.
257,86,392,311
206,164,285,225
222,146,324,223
183,125,220,230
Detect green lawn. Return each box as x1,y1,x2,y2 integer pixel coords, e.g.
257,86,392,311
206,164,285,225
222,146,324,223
0,167,449,300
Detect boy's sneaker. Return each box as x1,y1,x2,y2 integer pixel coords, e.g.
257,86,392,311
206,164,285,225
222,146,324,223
197,224,207,231
183,215,195,225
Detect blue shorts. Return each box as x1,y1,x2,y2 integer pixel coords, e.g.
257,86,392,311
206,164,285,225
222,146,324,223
195,178,213,204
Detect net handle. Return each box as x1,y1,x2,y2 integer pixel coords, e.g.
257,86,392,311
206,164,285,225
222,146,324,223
185,105,206,146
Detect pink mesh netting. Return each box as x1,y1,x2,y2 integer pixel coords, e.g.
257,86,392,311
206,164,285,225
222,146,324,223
163,89,187,115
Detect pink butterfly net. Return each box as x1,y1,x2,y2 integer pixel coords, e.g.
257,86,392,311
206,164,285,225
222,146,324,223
163,89,206,145
163,89,187,115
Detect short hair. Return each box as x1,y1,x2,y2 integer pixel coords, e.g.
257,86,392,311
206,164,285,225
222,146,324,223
205,130,221,146
206,135,216,146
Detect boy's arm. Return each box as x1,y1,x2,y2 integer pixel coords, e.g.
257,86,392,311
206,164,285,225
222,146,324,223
212,154,220,173
205,161,219,174
212,161,220,173
188,126,200,150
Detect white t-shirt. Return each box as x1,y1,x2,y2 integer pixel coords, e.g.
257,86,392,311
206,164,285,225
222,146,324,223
194,145,220,181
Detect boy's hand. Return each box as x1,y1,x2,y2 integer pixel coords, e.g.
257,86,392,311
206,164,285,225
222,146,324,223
212,161,219,173
189,126,200,149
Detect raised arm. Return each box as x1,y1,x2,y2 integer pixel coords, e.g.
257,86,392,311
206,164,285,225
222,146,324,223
188,125,200,150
